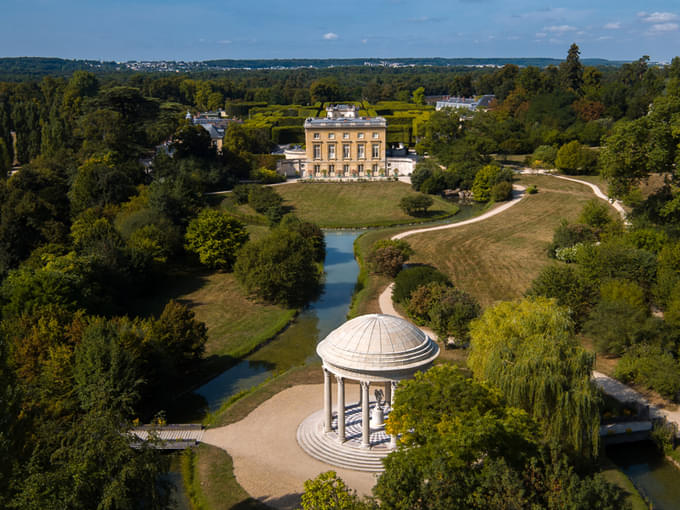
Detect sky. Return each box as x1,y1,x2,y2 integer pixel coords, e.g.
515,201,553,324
3,0,680,62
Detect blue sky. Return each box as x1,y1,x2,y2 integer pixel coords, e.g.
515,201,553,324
3,1,680,62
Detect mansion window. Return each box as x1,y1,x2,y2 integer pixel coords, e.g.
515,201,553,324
343,144,351,159
343,132,350,139
357,144,365,159
328,144,336,159
372,164,378,173
357,132,365,139
313,133,320,140
343,164,349,175
314,164,320,175
358,164,364,174
328,133,335,139
329,164,335,174
372,144,380,159
372,132,379,139
313,144,321,159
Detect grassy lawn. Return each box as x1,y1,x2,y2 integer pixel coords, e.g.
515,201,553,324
276,181,460,228
404,175,602,308
183,445,268,510
600,457,649,510
131,270,295,361
176,272,296,359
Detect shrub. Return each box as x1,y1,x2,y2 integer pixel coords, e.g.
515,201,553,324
526,264,596,326
393,266,450,304
251,167,285,184
548,220,597,257
399,194,434,216
232,184,255,204
407,281,480,342
368,239,413,277
471,164,513,202
184,209,249,270
490,181,513,202
526,185,538,194
615,344,680,401
578,199,613,229
247,185,283,213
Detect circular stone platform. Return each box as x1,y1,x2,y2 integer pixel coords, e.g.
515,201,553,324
297,402,392,472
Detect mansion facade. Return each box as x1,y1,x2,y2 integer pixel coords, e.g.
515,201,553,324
303,105,389,179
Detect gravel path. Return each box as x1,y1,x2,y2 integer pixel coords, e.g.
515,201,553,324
202,384,377,510
391,185,526,241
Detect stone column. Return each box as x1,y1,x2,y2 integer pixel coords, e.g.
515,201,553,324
384,381,391,407
336,375,346,442
323,369,332,433
361,380,370,448
389,381,398,449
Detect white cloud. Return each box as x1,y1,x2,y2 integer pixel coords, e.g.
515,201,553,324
649,23,679,33
361,39,368,44
639,11,678,23
544,25,577,34
535,32,547,38
598,35,613,40
217,39,231,44
603,22,621,29
323,32,338,40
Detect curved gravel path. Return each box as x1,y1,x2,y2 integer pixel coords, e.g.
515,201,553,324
392,185,526,241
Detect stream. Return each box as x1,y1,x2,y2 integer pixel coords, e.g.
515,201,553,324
194,230,361,412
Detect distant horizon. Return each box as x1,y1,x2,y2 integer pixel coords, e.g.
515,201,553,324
3,1,680,62
0,55,636,64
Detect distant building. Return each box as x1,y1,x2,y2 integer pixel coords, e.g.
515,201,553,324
435,95,496,112
303,105,389,179
188,110,242,153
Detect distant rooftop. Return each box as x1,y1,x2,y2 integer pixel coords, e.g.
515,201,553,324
304,116,387,128
435,94,495,111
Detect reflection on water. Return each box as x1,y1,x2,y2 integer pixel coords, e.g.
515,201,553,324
195,231,361,412
607,441,680,510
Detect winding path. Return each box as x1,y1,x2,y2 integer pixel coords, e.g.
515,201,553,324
379,172,680,430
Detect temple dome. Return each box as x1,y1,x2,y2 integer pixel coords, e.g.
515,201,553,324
317,314,439,376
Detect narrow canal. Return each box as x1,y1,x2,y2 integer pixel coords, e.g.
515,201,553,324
194,230,361,412
607,441,680,509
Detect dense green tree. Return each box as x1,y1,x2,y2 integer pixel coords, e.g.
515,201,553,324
561,43,584,93
147,300,207,369
471,164,512,202
406,282,480,342
392,266,450,304
234,229,321,306
301,471,367,510
468,297,600,460
367,239,413,277
172,123,215,160
69,153,139,216
309,77,341,103
527,265,596,326
278,214,325,262
399,194,433,216
184,208,249,270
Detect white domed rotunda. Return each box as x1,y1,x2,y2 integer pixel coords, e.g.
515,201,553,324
297,314,439,471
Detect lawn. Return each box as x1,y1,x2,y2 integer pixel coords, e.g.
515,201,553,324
404,175,609,307
131,270,295,360
276,181,460,228
175,272,296,359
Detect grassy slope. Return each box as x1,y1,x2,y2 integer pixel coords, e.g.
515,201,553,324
276,181,459,228
405,175,600,307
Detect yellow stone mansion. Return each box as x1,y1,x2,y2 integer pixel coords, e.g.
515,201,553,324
303,105,388,178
